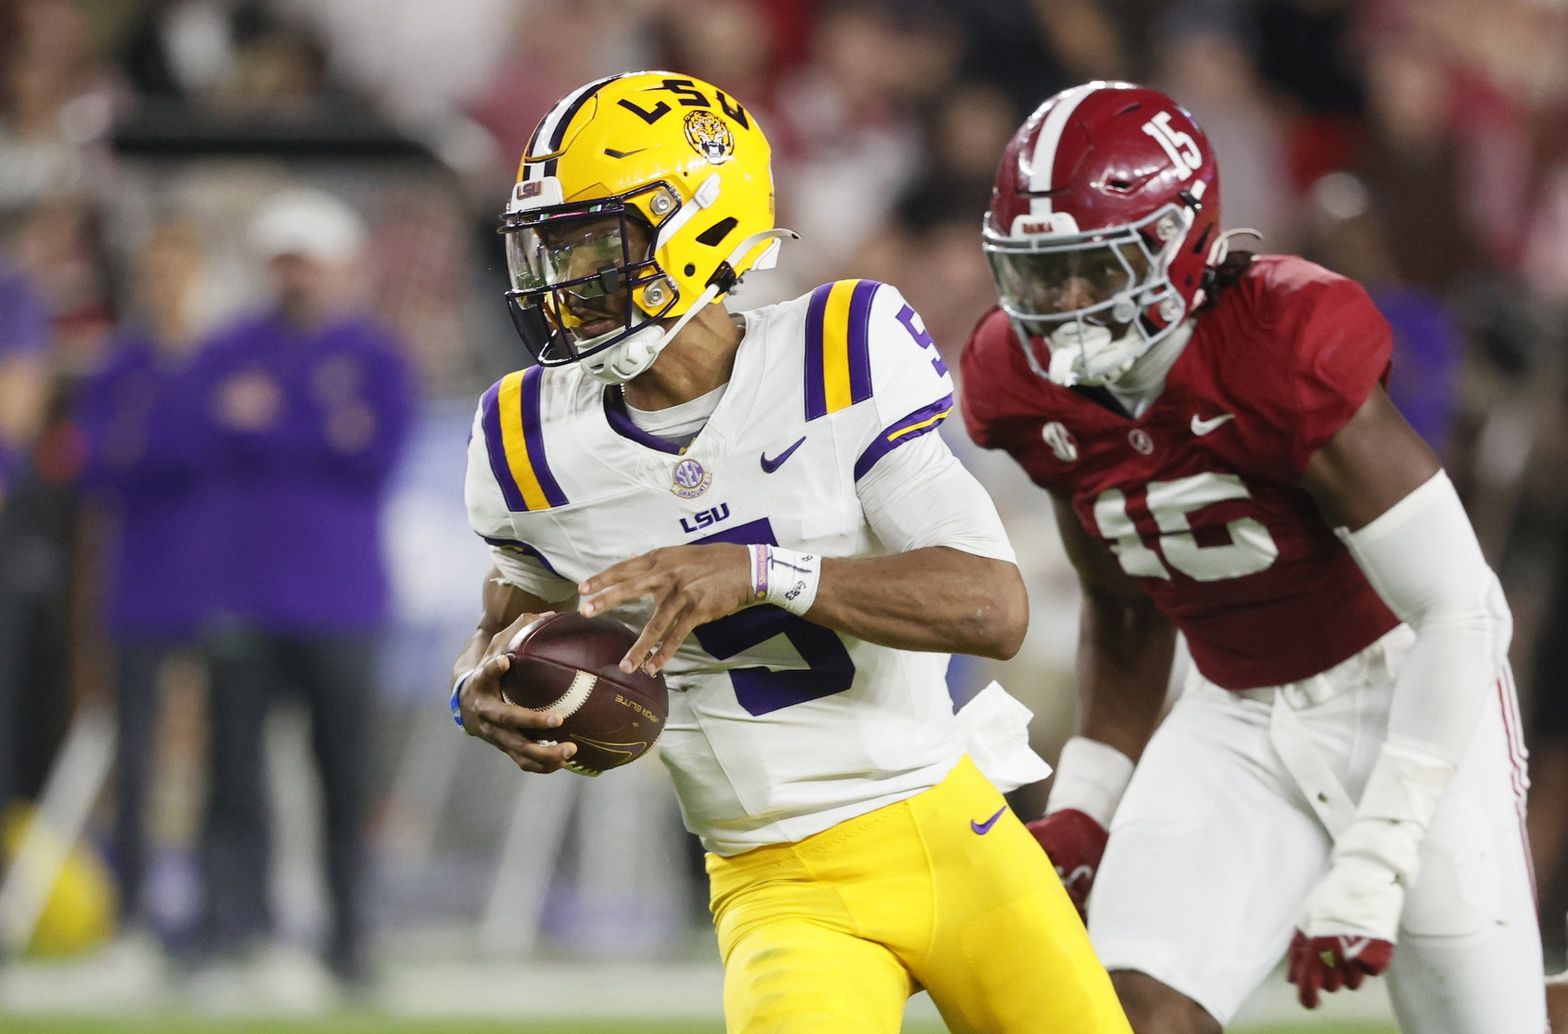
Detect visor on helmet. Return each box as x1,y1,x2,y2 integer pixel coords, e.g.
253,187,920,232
983,204,1189,385
499,194,674,367
986,239,1144,323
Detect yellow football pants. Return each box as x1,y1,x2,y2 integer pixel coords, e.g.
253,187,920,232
706,756,1131,1033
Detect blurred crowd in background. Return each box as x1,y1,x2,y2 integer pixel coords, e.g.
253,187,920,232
3,0,1568,1011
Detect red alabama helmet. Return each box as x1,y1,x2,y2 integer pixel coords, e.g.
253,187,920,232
983,81,1222,385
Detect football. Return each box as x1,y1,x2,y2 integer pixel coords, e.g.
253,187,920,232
499,611,669,775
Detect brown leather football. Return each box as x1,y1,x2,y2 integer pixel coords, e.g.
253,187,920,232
499,611,669,775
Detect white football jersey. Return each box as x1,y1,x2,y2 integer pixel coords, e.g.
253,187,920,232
465,279,981,855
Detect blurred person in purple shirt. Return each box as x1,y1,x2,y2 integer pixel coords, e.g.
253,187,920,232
74,219,214,941
0,256,53,816
0,257,50,506
191,189,414,987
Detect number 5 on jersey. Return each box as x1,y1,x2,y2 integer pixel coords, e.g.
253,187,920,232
1092,471,1279,582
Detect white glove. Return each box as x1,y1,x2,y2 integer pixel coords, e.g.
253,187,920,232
1289,741,1454,1008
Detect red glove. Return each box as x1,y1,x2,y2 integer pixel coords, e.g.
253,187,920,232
1025,808,1109,920
1286,931,1394,1009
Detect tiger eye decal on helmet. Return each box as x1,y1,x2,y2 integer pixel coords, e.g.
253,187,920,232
499,72,786,384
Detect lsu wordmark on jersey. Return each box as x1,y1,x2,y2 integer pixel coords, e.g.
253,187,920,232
466,279,986,855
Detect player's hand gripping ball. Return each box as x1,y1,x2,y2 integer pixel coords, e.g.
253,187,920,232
499,612,669,775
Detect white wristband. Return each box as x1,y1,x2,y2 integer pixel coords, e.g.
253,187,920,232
1044,736,1136,827
747,545,821,616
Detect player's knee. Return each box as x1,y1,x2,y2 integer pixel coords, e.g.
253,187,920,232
1110,970,1221,1034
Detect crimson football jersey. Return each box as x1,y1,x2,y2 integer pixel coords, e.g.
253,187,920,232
960,255,1400,689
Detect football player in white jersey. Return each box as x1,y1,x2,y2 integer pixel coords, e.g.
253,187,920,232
445,72,1131,1033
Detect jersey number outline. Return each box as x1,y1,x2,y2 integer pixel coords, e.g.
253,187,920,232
1092,472,1279,582
693,519,855,715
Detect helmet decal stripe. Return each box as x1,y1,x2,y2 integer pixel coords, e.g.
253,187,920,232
525,73,624,181
1027,82,1100,216
542,73,624,178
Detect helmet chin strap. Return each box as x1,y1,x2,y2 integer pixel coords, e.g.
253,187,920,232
581,228,798,386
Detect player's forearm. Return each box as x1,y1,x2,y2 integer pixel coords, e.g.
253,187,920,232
808,546,1027,659
453,568,551,683
452,627,493,684
1073,592,1176,761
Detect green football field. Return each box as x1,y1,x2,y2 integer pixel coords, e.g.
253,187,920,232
0,1017,1397,1034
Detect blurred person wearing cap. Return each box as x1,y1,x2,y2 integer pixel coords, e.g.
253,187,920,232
189,188,414,992
72,218,215,966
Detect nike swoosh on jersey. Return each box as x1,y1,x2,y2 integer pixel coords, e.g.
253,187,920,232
970,805,1007,835
1190,412,1237,436
760,436,807,473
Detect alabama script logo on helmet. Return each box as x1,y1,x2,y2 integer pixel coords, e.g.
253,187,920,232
684,110,735,165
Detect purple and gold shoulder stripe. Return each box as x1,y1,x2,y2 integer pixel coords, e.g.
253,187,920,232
803,279,880,421
480,366,568,512
853,394,954,481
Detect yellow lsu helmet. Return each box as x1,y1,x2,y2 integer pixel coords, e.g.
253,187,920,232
500,71,792,384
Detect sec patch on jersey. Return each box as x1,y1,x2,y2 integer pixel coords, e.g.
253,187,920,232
501,612,669,775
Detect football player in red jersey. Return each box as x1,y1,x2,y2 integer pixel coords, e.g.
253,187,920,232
960,81,1546,1033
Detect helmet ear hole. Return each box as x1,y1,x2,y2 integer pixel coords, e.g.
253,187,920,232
696,217,738,247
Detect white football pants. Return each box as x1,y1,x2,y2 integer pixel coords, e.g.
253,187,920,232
1089,625,1546,1031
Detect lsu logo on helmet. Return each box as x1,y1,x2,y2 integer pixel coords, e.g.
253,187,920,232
684,110,734,165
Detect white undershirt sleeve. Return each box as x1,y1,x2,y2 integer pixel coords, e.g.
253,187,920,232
1304,470,1512,922
857,431,1017,564
490,546,578,604
1337,470,1512,765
